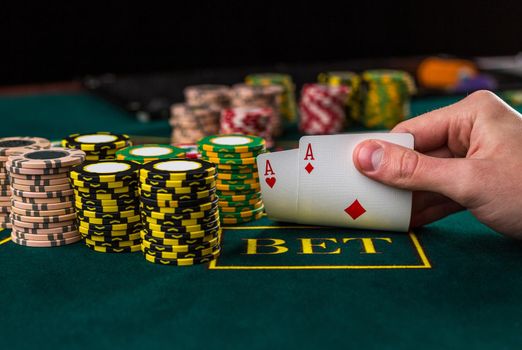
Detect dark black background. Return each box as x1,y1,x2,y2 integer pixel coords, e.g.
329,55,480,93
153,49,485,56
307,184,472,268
2,1,521,85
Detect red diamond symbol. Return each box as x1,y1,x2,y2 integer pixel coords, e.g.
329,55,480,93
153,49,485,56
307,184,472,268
305,162,314,174
344,199,366,220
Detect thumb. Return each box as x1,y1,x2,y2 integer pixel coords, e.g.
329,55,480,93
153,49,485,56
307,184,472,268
353,140,476,202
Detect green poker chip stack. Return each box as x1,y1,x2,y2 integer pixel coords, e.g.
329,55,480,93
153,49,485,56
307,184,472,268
360,70,416,130
198,134,265,225
115,144,186,164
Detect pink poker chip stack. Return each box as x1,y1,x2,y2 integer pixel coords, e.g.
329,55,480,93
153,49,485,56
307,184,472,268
219,107,274,147
299,84,350,135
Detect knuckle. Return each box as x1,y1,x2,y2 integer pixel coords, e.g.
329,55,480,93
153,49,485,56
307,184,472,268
380,147,420,187
397,150,420,182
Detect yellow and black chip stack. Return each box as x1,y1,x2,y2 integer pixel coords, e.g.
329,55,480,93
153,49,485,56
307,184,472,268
62,132,132,161
360,70,417,130
70,160,142,253
197,134,265,225
139,158,221,266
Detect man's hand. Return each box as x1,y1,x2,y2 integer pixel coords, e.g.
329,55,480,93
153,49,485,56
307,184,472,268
353,90,522,239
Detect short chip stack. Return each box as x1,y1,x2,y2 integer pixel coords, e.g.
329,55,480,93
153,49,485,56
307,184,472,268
139,159,221,266
70,160,141,253
198,135,265,225
220,107,274,147
62,132,132,161
169,104,221,144
245,73,298,124
230,83,283,137
0,136,51,229
116,144,185,164
299,84,350,135
7,147,85,247
361,70,417,129
184,84,231,110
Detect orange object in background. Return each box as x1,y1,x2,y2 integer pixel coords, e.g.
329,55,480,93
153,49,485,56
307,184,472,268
417,57,478,89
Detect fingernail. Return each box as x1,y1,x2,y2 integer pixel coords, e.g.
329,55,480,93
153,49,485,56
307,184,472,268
357,142,383,172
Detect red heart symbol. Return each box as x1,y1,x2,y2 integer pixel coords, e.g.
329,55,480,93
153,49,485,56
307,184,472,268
265,177,276,188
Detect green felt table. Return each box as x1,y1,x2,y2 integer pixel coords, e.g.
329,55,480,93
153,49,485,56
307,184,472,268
1,91,521,349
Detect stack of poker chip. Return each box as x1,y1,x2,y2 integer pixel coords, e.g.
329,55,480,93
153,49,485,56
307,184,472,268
318,71,361,125
360,70,417,129
139,159,221,266
70,160,141,253
7,148,85,247
198,135,265,225
0,136,51,228
62,132,132,161
116,144,186,164
169,104,221,144
299,84,350,135
245,73,298,124
230,83,283,136
220,107,274,147
184,84,231,110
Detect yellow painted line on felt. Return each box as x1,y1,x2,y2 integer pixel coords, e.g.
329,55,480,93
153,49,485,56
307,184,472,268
409,232,432,268
0,236,12,245
209,261,431,270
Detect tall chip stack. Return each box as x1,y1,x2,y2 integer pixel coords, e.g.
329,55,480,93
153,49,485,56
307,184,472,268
70,160,141,253
230,83,284,137
7,148,85,247
360,70,417,129
245,73,298,127
220,107,274,147
62,132,132,161
139,159,221,266
116,144,186,164
299,84,350,135
169,104,221,144
198,135,265,225
0,137,51,229
318,71,361,126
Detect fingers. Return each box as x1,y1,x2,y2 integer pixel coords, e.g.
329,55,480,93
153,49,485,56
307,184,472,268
410,201,464,227
391,90,501,155
353,140,480,203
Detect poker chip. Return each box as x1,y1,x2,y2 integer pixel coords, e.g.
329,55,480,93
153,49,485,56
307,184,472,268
62,132,131,152
169,104,221,145
142,245,219,259
70,159,141,253
141,229,220,244
85,243,141,253
141,233,219,250
360,70,416,129
198,134,265,153
299,83,349,135
139,158,221,266
7,145,82,244
11,233,82,247
0,136,51,157
115,144,185,163
173,144,200,159
81,230,141,242
8,148,86,169
198,134,265,225
143,249,221,266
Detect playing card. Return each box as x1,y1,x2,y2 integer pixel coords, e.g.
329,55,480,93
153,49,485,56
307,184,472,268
256,149,299,222
297,133,414,232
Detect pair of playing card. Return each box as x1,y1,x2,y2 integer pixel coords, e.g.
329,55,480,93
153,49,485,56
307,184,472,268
256,133,414,232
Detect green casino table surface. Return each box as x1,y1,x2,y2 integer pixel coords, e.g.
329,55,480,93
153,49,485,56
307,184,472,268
1,91,522,349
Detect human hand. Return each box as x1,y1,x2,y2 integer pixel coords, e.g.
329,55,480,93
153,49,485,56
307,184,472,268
353,90,522,238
